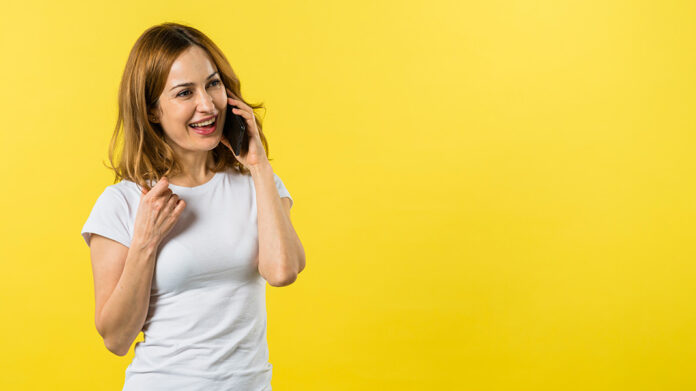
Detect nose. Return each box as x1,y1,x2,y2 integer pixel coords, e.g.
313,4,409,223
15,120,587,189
195,89,216,113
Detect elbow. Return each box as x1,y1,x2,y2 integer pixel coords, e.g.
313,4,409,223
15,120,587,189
111,346,130,357
96,320,126,356
263,253,305,287
268,260,305,287
104,336,130,356
98,323,130,356
268,271,298,287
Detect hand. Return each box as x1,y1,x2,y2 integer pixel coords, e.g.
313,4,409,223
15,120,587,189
219,88,270,170
132,176,186,250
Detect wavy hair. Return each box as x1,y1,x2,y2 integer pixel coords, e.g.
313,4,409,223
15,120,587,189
105,22,272,191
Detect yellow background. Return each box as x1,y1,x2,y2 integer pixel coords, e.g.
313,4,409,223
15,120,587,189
1,0,694,389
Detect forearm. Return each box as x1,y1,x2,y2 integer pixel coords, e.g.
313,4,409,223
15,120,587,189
99,241,158,356
250,163,305,286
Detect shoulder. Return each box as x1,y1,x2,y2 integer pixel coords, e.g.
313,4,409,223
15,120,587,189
100,180,141,208
109,180,135,196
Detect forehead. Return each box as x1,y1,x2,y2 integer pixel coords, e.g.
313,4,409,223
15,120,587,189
166,46,217,84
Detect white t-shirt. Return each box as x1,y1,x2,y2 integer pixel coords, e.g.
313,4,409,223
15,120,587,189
81,167,293,391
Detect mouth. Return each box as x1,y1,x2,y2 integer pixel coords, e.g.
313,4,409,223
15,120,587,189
188,116,218,135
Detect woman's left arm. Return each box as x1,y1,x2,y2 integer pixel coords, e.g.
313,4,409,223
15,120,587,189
220,90,305,287
250,163,306,287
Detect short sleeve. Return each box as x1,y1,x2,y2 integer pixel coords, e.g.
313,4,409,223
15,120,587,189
81,186,132,248
273,172,293,209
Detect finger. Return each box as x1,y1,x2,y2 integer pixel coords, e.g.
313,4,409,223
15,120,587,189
148,176,171,197
172,198,186,217
166,194,179,211
161,188,173,202
164,199,186,227
231,107,251,119
152,191,173,217
227,97,248,111
140,180,155,196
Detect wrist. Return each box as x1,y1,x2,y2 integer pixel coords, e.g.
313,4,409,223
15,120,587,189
249,162,273,177
131,237,159,256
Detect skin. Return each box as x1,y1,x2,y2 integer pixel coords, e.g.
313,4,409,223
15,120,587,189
92,45,304,357
146,45,303,284
149,44,269,186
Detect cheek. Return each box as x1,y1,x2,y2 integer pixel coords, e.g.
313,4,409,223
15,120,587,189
162,104,189,122
216,95,227,109
173,107,196,125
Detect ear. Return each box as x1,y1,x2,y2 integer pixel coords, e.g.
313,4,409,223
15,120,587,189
148,110,160,123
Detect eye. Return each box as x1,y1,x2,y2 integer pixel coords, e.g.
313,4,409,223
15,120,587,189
177,79,222,97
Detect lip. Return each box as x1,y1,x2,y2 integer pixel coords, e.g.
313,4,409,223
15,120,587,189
189,115,218,135
189,115,216,125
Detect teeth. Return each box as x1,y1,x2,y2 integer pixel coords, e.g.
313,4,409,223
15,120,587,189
190,118,215,127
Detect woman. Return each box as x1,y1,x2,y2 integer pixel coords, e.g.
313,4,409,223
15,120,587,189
80,22,305,390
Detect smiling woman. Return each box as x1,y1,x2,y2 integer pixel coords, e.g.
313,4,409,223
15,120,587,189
146,45,230,176
81,21,304,391
108,22,273,190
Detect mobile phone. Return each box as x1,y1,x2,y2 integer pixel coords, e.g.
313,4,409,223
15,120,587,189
223,103,248,156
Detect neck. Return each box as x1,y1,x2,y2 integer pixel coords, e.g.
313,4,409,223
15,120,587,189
169,150,216,187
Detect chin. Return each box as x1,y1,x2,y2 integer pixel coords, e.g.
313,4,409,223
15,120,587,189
203,140,220,150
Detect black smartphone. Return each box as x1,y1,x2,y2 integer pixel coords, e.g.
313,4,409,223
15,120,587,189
223,103,248,156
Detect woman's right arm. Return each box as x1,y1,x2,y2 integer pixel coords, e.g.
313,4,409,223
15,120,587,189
92,237,158,356
91,176,185,356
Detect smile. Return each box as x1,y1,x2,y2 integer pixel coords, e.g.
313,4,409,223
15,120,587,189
189,118,217,135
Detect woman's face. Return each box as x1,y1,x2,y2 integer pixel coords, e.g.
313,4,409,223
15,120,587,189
151,45,227,156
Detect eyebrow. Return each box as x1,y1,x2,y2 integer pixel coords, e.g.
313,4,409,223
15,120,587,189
170,71,219,91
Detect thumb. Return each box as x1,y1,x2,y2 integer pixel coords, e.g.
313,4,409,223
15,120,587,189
141,176,165,196
141,175,168,197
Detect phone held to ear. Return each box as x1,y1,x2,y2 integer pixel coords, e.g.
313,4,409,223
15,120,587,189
223,103,248,156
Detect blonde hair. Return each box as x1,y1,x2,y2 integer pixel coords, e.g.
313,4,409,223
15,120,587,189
105,22,272,191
